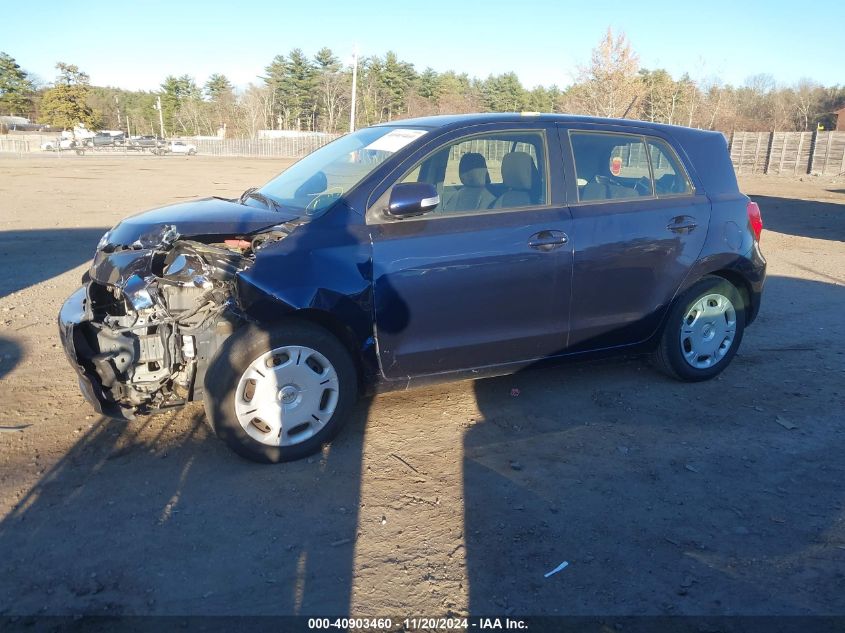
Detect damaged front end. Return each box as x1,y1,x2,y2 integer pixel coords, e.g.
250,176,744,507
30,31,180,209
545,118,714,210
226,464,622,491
59,222,290,419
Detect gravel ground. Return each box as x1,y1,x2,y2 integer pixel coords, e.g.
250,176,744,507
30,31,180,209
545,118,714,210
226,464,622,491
0,155,843,617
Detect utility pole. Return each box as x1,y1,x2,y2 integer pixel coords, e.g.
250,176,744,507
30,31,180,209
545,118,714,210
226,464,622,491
349,45,358,133
114,94,122,131
155,95,165,138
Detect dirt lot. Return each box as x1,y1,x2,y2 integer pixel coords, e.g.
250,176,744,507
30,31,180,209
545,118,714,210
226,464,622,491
0,154,843,618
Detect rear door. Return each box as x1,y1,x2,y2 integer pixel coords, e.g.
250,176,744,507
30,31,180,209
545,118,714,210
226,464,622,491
369,123,573,379
558,125,711,350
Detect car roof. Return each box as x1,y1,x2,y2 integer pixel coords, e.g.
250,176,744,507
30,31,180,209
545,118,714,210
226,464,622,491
374,112,719,139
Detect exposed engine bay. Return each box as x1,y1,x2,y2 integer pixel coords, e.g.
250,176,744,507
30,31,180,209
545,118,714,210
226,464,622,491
62,221,295,419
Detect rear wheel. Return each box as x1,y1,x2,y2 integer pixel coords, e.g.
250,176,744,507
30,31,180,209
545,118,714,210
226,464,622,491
203,320,357,463
652,276,745,381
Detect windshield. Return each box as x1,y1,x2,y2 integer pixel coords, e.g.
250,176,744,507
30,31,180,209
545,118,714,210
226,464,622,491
256,126,428,217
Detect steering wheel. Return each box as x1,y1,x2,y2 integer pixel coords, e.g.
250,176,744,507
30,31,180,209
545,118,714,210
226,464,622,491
633,176,652,195
304,187,343,214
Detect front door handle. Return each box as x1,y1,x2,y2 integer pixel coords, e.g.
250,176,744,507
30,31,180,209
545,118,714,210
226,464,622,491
667,215,698,233
528,230,568,252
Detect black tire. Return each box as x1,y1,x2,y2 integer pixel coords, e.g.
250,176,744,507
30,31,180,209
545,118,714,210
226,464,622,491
652,275,745,382
203,320,358,463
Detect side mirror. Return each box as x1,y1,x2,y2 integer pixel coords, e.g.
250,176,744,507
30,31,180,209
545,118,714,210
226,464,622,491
387,182,440,219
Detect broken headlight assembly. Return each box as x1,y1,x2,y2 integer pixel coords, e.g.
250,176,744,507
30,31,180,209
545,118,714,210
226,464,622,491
82,239,252,415
64,218,299,418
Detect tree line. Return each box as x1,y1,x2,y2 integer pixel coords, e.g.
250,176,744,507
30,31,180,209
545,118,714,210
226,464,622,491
2,29,843,137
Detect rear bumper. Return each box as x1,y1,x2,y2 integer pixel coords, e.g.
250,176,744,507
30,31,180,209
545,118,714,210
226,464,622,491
58,285,131,420
744,241,766,326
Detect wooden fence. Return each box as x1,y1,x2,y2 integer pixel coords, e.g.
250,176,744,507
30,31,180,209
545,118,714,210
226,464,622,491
729,131,845,176
0,138,31,155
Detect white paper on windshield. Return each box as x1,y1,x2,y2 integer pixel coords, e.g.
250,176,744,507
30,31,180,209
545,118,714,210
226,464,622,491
364,128,426,153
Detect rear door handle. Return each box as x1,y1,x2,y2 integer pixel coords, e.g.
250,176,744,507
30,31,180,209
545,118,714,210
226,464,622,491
667,216,698,233
528,230,568,251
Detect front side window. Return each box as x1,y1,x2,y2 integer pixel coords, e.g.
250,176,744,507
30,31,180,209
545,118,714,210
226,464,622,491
570,132,653,202
400,130,547,215
258,126,427,217
648,139,693,196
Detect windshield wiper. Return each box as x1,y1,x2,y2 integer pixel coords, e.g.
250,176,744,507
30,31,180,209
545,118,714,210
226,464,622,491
239,187,284,212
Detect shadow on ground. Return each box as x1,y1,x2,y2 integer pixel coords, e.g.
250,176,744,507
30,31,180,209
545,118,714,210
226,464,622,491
0,402,369,615
0,277,843,616
0,229,108,298
751,195,845,242
464,275,845,615
0,337,22,381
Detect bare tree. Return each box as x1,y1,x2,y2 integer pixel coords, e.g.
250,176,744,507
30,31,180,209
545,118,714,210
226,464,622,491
175,97,214,136
315,69,348,133
771,88,797,131
573,28,641,118
236,84,271,138
678,76,702,128
700,80,728,130
639,69,684,124
793,79,820,131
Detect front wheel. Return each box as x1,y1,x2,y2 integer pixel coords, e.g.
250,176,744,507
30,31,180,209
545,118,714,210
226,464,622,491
203,320,358,463
652,275,745,381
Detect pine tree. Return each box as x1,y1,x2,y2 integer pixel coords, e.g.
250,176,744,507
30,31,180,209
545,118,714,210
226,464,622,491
205,74,233,101
314,47,340,72
265,49,317,130
160,74,200,134
379,51,416,120
0,52,34,116
204,74,235,134
40,63,98,129
313,48,346,132
417,68,441,103
482,73,526,112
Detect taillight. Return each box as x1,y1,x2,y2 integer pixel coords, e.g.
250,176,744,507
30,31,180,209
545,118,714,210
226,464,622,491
747,200,763,242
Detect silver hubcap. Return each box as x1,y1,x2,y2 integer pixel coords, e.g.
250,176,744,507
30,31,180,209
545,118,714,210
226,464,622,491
679,293,737,369
234,345,339,447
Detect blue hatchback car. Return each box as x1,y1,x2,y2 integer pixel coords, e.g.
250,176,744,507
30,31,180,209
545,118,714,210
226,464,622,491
59,113,766,462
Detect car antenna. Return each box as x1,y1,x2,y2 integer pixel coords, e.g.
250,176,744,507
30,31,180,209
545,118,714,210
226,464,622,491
622,96,638,119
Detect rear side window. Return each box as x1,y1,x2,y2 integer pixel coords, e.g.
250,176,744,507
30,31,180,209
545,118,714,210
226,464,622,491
570,132,653,202
648,139,693,196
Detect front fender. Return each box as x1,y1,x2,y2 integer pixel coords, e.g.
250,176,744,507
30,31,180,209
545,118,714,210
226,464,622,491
234,216,379,383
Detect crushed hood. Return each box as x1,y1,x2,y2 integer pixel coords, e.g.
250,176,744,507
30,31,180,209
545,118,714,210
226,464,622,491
103,197,299,249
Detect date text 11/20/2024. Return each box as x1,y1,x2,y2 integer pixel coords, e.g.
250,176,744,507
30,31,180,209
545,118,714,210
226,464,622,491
307,617,528,630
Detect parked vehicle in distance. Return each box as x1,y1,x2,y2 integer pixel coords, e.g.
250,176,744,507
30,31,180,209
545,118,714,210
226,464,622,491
59,113,766,463
128,135,165,149
151,140,197,156
40,138,64,151
85,132,125,147
40,138,83,153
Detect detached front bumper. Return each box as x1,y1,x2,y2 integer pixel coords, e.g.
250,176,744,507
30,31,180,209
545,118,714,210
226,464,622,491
58,284,132,419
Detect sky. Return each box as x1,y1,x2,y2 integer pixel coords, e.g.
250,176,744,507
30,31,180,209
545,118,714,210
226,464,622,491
3,0,842,92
